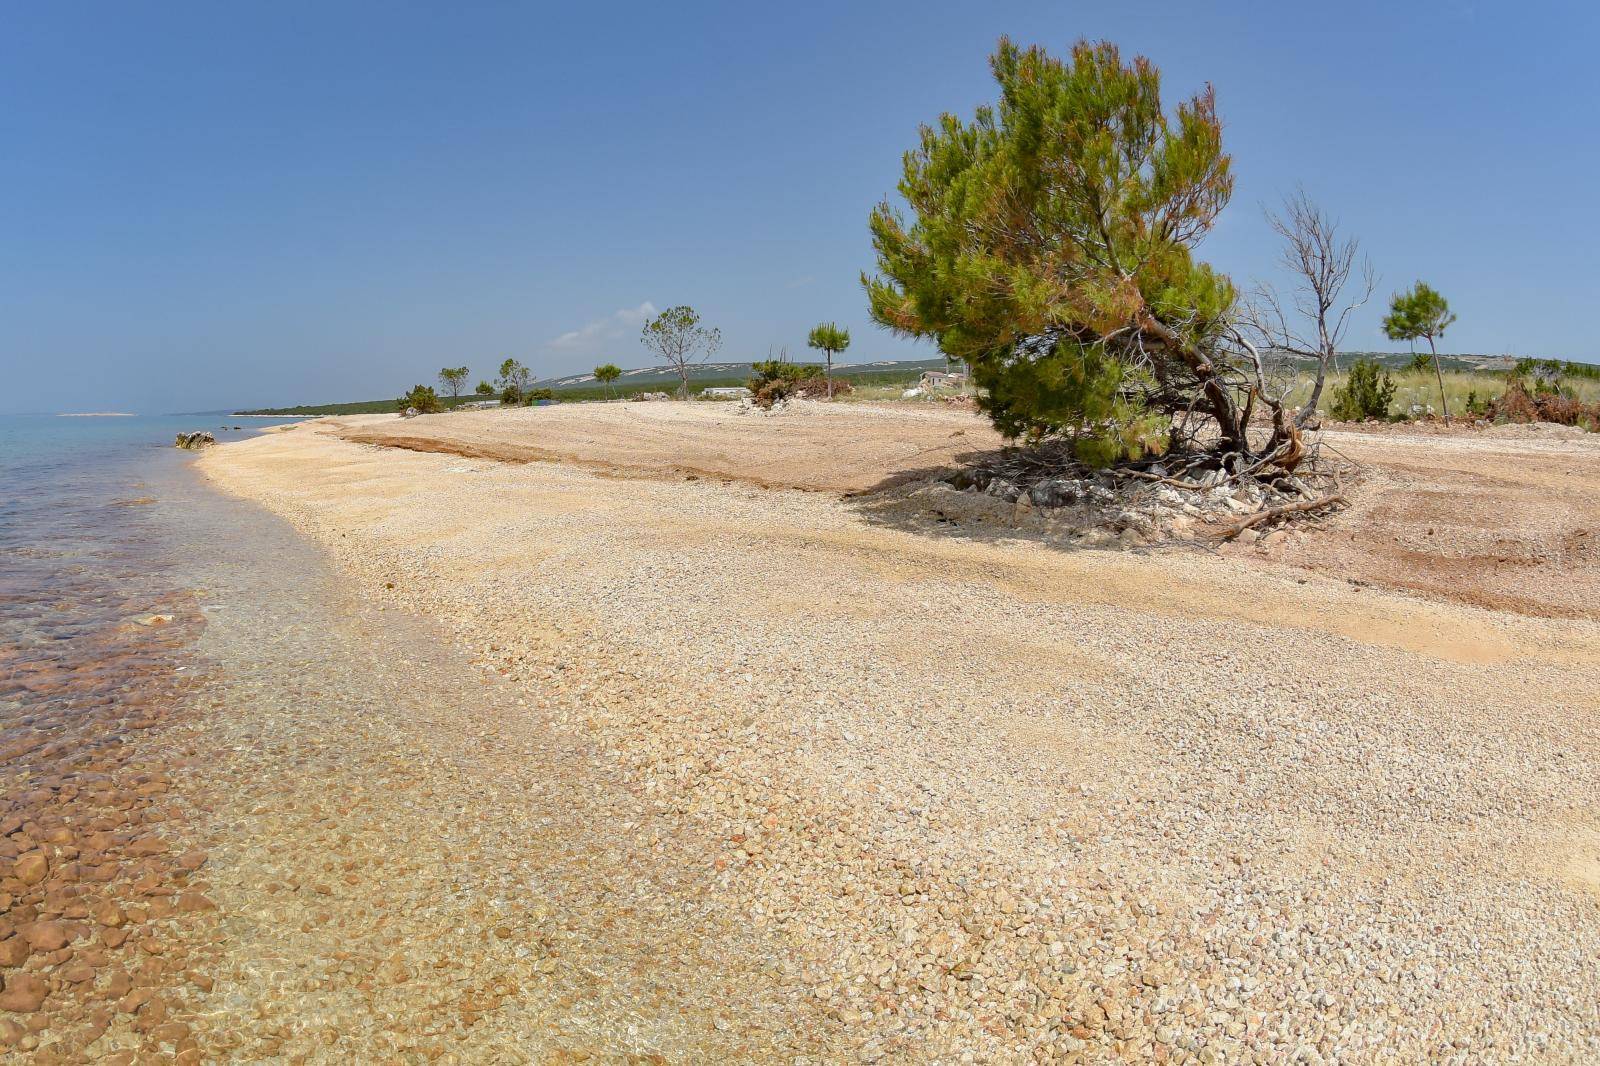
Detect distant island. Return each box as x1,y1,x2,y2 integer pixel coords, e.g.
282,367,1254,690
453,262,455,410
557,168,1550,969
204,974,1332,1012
57,411,137,417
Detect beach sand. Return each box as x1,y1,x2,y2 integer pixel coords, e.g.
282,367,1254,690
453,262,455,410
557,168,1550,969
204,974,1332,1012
192,410,1600,1061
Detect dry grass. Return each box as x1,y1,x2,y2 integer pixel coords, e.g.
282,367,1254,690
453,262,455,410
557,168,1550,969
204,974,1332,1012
1286,366,1600,420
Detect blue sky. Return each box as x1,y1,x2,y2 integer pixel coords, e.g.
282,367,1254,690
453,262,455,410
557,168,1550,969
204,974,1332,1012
2,1,1595,412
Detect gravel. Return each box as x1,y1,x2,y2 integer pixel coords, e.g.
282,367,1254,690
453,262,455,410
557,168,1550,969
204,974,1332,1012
197,414,1600,1062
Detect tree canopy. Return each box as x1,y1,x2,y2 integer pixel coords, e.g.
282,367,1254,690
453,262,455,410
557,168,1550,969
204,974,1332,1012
864,38,1257,465
1382,282,1455,351
593,362,621,398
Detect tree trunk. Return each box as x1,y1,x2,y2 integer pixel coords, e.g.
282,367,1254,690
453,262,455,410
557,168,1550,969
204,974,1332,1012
826,352,834,400
1134,309,1247,453
1296,350,1331,428
1428,336,1451,424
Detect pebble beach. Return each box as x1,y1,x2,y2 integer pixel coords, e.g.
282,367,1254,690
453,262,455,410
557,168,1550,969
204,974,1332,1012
158,410,1600,1063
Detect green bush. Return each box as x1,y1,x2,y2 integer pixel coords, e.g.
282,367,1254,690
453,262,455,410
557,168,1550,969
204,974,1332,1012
397,384,441,413
749,359,825,408
749,359,818,389
1329,359,1396,421
524,388,556,404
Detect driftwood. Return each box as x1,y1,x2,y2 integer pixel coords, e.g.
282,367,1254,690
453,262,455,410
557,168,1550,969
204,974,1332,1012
1219,493,1347,541
1113,468,1207,491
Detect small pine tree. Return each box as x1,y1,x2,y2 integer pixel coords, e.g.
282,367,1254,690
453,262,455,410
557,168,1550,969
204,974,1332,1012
805,323,850,400
1383,282,1457,422
594,363,622,399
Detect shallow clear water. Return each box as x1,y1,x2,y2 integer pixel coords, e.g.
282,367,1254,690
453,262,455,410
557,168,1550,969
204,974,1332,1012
1,413,816,1058
1,413,300,734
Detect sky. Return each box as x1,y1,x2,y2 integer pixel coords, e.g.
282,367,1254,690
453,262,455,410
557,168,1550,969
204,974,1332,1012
2,1,1596,413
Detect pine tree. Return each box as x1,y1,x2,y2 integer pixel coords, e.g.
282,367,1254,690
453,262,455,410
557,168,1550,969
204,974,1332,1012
1383,282,1457,423
864,38,1248,465
805,323,850,399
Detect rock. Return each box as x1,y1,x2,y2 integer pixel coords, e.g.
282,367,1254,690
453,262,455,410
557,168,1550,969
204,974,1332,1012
61,961,96,983
17,921,69,952
985,478,1021,503
125,836,167,857
176,892,216,914
94,903,126,928
12,854,47,887
0,972,47,1012
0,937,26,967
1029,480,1080,508
173,432,216,450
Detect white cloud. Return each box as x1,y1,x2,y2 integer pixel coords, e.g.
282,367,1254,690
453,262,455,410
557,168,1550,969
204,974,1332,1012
547,301,658,350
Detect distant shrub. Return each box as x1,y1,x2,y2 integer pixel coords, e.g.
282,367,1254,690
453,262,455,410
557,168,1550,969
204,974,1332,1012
792,376,852,400
524,388,556,405
1516,357,1600,384
397,384,441,414
1490,379,1600,429
749,358,826,408
754,380,797,408
1329,359,1396,421
749,359,817,389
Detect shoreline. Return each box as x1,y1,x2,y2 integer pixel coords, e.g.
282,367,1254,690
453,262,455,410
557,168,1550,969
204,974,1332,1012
192,417,1600,1059
161,452,812,1059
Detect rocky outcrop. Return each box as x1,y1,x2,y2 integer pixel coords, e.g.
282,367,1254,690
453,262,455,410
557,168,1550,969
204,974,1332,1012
174,432,216,450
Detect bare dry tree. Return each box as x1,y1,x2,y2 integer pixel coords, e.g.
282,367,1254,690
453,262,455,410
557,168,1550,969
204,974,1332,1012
1240,189,1375,427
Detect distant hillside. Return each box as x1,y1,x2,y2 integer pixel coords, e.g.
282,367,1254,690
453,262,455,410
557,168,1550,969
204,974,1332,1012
236,358,948,414
234,352,1590,416
533,357,950,391
234,394,495,417
1338,351,1520,372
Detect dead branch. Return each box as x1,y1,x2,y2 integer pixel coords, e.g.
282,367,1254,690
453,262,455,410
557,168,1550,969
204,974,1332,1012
1218,493,1347,540
1114,468,1207,490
